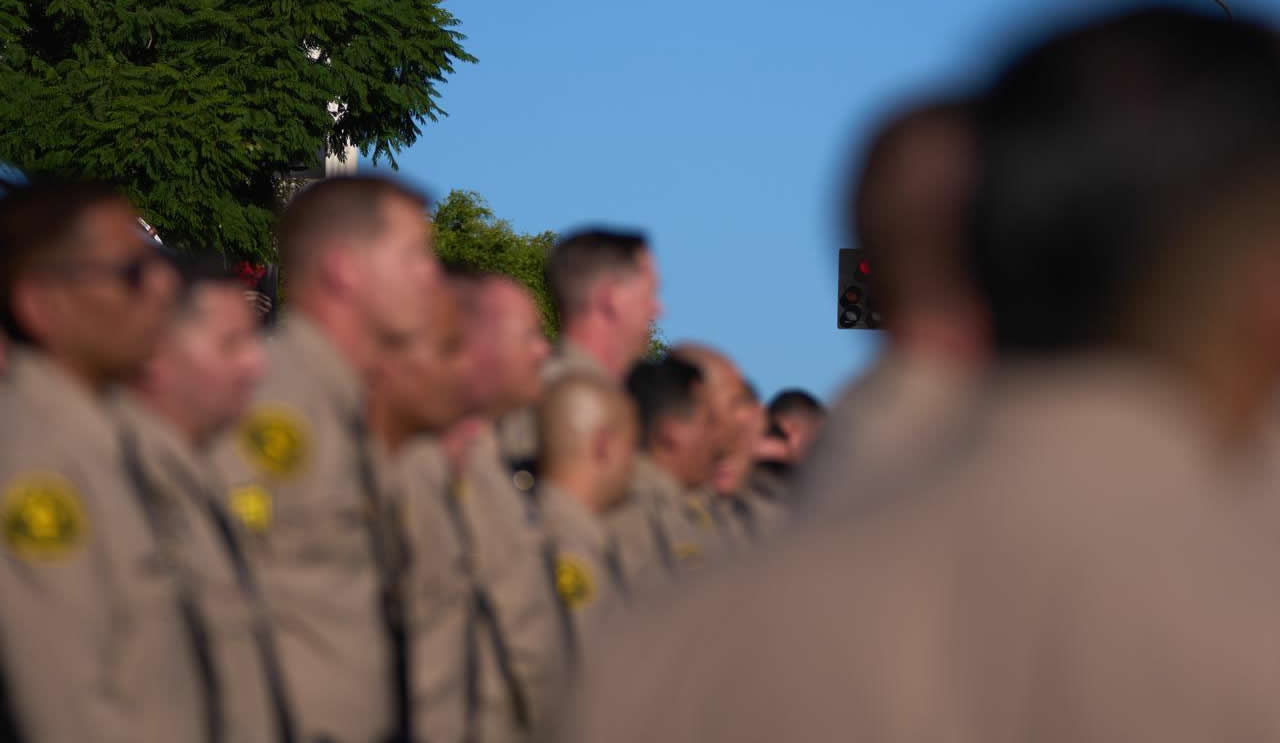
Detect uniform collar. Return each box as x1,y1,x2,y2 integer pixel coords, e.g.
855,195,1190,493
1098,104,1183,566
541,482,611,553
550,340,610,379
273,314,365,419
111,391,216,492
8,348,120,451
632,453,686,502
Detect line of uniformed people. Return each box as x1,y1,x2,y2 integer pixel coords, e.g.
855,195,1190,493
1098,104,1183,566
0,174,819,743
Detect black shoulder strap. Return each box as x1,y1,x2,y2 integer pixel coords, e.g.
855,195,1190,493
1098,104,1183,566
603,537,630,602
348,414,411,743
158,442,298,743
647,508,677,577
0,642,27,743
731,496,760,542
541,537,580,669
442,477,532,735
199,493,298,743
119,430,223,743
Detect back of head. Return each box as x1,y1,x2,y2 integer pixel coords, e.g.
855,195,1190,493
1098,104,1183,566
0,179,128,344
767,388,825,421
626,356,704,451
975,6,1280,355
849,98,978,316
538,372,629,470
547,227,649,322
276,175,430,283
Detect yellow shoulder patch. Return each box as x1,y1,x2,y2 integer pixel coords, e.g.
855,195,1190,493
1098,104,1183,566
3,474,87,559
228,484,273,534
675,543,702,562
554,553,596,611
238,406,309,478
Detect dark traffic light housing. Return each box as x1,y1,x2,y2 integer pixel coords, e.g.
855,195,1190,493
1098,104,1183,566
837,248,881,329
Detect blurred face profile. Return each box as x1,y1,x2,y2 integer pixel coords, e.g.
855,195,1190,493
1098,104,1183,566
356,196,439,341
611,250,662,363
378,289,471,433
697,358,746,460
153,283,265,441
469,281,549,414
33,200,178,377
659,382,718,489
713,395,765,494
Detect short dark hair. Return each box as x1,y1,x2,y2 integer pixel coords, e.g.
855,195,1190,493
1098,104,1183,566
0,179,129,343
974,7,1280,353
768,389,824,419
547,228,649,319
277,176,430,278
170,255,243,315
625,356,704,449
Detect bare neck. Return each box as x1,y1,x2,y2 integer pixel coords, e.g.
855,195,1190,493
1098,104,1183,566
888,306,988,371
563,318,629,380
43,350,114,399
131,382,203,446
544,467,604,514
293,290,374,379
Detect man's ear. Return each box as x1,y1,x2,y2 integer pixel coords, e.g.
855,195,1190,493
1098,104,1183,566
592,277,622,324
9,278,54,346
317,245,360,296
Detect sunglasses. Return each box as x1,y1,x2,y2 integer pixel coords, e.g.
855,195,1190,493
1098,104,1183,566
45,250,171,292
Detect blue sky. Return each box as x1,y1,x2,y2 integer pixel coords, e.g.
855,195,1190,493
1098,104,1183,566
373,0,1275,402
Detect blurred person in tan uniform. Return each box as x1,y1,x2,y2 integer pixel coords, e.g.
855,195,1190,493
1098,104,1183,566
797,97,987,510
707,382,788,541
498,229,661,464
0,181,209,742
441,271,570,741
365,286,477,743
565,9,1280,743
619,357,720,585
114,258,297,743
536,373,638,638
212,176,438,743
671,344,773,550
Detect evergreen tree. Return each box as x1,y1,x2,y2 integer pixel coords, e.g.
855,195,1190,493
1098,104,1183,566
0,0,474,260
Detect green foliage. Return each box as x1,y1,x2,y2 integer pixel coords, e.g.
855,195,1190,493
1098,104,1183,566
433,189,559,335
0,0,474,261
645,325,670,361
433,189,667,352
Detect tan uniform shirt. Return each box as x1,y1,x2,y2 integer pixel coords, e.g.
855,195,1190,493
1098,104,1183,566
395,438,473,743
796,352,980,511
608,456,716,595
113,394,289,743
458,426,571,741
566,360,1280,743
0,351,206,743
538,484,628,639
211,316,395,743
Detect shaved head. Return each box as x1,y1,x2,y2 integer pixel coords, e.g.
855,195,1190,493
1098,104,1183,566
538,372,637,511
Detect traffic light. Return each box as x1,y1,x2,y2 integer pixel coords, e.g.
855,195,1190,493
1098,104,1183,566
837,248,881,329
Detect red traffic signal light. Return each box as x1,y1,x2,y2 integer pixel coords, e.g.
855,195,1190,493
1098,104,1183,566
837,248,881,330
